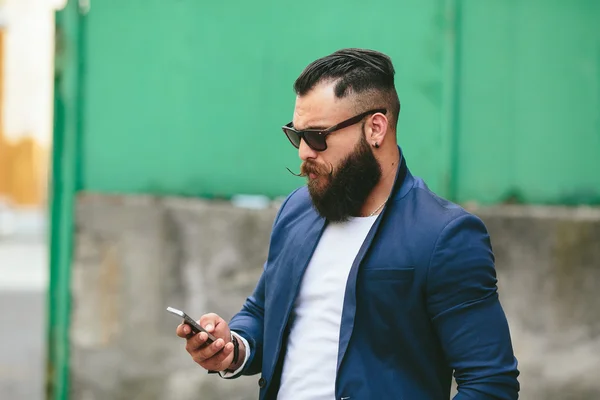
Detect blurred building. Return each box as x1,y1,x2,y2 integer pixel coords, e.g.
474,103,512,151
0,2,66,400
0,0,64,237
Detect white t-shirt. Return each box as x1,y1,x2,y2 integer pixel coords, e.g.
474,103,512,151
280,215,378,399
224,215,377,400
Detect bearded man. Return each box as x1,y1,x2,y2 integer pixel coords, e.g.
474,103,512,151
176,48,520,400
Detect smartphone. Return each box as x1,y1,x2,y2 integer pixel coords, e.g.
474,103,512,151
167,306,216,343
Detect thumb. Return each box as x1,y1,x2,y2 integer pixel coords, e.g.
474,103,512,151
212,317,231,339
199,313,224,334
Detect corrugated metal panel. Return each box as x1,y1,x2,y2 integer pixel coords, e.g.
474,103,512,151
64,1,600,205
455,0,600,205
78,0,453,199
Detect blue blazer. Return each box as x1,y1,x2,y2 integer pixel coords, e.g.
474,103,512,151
228,151,520,399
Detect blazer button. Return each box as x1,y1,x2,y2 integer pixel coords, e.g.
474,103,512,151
258,377,267,388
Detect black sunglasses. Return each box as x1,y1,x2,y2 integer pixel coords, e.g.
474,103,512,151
282,108,387,151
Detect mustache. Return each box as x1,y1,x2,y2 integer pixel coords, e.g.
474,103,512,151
286,167,303,177
286,162,334,177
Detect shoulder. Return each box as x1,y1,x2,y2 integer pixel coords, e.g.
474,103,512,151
406,176,487,236
389,175,490,265
398,178,496,298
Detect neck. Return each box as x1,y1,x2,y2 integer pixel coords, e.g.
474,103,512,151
359,146,400,217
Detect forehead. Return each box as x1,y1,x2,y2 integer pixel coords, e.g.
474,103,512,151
292,81,354,130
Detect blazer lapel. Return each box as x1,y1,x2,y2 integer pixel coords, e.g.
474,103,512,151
336,150,409,372
265,208,326,383
289,209,327,285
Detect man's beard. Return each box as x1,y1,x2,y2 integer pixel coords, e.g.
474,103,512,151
300,134,382,222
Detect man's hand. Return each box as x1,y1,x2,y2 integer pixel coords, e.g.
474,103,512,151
176,312,244,372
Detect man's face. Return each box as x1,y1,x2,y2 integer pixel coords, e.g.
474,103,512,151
292,82,382,221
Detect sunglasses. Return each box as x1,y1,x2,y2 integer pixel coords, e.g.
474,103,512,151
282,108,387,151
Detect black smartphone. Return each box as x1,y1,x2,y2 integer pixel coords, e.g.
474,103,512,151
167,306,216,343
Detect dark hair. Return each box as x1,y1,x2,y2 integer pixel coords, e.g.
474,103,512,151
294,48,401,128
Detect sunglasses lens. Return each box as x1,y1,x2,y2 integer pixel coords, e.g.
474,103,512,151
303,132,327,151
283,128,301,148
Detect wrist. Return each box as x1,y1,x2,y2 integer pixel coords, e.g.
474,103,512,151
226,333,246,372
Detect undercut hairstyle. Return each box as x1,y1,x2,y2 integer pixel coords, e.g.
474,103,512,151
293,48,401,129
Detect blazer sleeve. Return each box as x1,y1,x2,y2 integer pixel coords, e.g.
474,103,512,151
426,213,520,399
227,267,267,377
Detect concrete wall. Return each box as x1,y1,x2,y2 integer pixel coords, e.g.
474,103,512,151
70,194,600,400
70,194,279,400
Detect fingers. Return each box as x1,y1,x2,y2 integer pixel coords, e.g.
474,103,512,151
176,323,192,338
194,334,222,358
185,330,211,352
193,340,235,371
176,313,228,340
176,312,234,371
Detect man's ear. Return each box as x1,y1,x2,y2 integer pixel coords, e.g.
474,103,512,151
368,112,389,147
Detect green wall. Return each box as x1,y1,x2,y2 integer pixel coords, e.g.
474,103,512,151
80,0,454,199
455,0,600,205
76,0,600,204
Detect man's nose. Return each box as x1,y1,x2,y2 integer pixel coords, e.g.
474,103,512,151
298,139,317,161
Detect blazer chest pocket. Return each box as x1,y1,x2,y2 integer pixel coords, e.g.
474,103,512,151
359,267,416,302
361,267,415,282
358,267,417,331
